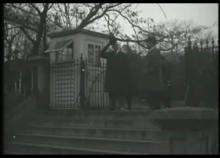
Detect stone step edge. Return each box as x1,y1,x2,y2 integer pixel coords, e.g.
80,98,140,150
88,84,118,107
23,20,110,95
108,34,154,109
8,142,148,155
16,133,166,144
20,130,167,142
33,110,153,117
37,109,152,113
28,122,154,127
30,118,139,122
26,124,161,132
28,120,158,126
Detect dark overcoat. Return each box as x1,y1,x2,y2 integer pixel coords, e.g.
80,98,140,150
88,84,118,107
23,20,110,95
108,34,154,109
141,48,164,92
100,50,134,95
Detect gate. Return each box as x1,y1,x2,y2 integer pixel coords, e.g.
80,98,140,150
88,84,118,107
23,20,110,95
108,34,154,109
50,57,109,109
84,60,109,109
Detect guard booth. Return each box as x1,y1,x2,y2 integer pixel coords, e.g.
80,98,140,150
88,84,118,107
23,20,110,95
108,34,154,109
46,29,110,109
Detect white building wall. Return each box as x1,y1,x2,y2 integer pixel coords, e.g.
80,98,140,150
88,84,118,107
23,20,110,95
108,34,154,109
48,32,109,109
80,33,109,60
48,32,109,63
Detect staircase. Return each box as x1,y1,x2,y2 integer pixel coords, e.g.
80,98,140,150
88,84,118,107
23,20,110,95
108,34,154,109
4,109,171,154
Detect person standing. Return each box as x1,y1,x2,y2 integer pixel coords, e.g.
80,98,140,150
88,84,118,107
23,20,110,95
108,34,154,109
100,34,134,110
142,35,164,109
119,44,135,110
99,34,121,110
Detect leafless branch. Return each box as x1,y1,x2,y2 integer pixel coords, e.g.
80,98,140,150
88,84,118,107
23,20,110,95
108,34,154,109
77,3,103,29
29,3,42,15
19,27,35,43
48,3,54,10
109,9,151,35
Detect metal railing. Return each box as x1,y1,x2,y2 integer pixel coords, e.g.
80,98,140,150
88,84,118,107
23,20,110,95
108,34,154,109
50,56,109,110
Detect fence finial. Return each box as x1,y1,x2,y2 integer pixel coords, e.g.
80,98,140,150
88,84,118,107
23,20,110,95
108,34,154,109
206,39,209,48
212,38,215,47
193,41,198,49
212,38,215,54
187,36,191,49
200,40,203,52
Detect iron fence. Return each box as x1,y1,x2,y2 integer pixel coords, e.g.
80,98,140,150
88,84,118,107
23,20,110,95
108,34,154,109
50,57,109,110
184,38,218,107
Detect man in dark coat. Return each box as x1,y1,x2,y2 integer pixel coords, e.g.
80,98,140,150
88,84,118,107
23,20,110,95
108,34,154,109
117,47,135,110
100,34,134,110
141,35,166,109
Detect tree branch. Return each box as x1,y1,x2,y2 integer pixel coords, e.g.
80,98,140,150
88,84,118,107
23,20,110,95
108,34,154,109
109,9,151,35
86,3,122,27
19,27,35,43
48,3,54,10
77,3,103,29
29,3,42,15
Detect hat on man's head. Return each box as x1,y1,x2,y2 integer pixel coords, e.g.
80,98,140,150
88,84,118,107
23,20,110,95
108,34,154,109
147,34,157,44
109,33,117,45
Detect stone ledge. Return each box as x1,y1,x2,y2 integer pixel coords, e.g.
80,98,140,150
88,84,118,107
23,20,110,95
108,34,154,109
150,107,218,119
149,107,218,130
7,142,148,154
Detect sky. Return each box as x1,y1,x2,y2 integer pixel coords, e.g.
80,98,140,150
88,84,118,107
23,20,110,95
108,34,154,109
119,3,218,38
138,3,218,26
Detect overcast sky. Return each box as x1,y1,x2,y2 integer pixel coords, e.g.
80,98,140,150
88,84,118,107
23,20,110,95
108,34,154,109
117,3,218,38
138,3,218,26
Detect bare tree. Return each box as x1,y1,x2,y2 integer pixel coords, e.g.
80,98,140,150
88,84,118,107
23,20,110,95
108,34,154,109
4,23,20,61
50,3,170,50
5,3,174,56
4,3,54,55
141,20,210,54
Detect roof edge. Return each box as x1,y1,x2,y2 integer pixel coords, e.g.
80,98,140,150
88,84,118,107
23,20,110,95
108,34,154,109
48,29,109,39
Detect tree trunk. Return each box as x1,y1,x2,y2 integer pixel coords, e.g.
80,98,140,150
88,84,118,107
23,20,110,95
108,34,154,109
31,4,49,96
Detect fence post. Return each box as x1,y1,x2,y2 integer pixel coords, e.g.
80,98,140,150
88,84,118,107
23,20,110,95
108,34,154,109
80,54,86,110
200,40,203,53
211,38,215,59
206,39,209,59
184,37,192,106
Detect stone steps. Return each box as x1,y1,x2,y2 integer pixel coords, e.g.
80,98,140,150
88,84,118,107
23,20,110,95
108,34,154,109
29,118,159,129
7,133,170,154
29,110,159,130
33,110,153,119
4,142,149,155
5,109,170,154
21,124,169,141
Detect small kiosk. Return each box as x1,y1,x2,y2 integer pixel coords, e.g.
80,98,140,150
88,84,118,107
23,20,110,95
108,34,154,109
46,29,110,109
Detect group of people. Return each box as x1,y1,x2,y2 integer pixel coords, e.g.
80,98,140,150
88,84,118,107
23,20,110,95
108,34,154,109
100,33,171,111
100,34,134,110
